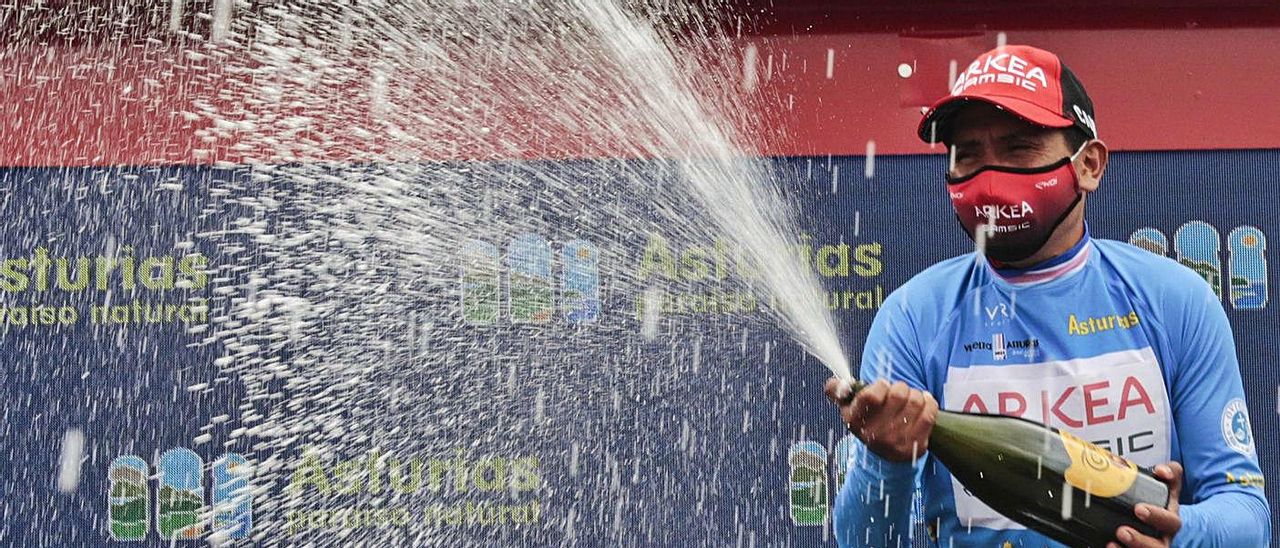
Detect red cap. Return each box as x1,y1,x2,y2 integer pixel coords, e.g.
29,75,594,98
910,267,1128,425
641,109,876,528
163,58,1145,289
917,45,1097,144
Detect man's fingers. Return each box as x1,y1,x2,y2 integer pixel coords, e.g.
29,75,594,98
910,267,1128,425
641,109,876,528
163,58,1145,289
910,392,939,441
855,379,889,408
852,380,891,424
1110,461,1182,547
824,378,847,404
1155,461,1184,506
1114,526,1164,548
903,388,925,421
1134,503,1181,536
1115,527,1163,548
837,380,937,462
840,402,860,431
879,381,911,418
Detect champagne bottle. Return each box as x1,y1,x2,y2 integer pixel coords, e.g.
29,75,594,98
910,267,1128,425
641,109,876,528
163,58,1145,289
927,409,1170,547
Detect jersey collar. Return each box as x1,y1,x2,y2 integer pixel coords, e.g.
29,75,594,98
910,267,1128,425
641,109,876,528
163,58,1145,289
989,223,1092,286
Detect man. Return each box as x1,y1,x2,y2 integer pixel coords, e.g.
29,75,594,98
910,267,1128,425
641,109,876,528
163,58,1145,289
824,45,1270,547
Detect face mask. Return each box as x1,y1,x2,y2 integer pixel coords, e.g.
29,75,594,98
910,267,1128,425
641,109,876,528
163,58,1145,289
946,143,1088,263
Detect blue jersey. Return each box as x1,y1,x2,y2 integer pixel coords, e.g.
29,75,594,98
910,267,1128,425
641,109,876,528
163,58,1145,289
834,232,1270,547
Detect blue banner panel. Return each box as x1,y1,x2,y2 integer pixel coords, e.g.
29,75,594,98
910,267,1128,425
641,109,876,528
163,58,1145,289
0,150,1275,546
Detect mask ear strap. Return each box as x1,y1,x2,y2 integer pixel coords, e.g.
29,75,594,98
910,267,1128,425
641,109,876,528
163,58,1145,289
1067,139,1094,192
1069,139,1092,161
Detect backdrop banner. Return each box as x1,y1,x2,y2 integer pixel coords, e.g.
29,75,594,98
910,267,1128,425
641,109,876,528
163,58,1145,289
1,149,1274,546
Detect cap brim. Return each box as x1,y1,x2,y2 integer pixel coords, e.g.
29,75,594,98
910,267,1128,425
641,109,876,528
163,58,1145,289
916,94,1073,144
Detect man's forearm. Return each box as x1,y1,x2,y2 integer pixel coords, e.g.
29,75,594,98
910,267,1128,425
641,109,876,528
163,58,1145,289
1173,492,1271,548
833,448,916,548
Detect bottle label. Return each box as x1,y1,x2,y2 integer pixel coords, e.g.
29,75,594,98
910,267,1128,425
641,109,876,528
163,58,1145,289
1059,430,1138,497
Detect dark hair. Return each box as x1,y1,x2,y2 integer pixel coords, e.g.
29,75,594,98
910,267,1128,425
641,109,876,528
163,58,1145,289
1063,127,1091,153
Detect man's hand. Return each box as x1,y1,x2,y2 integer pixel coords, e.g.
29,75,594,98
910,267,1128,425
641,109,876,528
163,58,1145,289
1108,461,1183,548
824,378,939,463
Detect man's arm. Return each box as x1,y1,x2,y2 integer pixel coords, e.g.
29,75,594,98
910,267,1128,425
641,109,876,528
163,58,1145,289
830,292,933,548
833,438,917,548
1162,277,1270,547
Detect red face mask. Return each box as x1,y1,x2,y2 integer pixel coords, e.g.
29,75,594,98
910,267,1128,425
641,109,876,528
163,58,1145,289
946,146,1086,263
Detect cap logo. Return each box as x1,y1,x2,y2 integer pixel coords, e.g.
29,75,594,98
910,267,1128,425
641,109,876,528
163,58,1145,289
1072,104,1098,137
952,53,1050,95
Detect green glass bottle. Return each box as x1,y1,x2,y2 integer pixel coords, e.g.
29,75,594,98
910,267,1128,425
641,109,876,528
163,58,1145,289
928,409,1171,547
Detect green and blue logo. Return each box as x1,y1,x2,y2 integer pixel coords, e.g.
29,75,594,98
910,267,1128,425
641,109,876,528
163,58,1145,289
461,235,600,325
787,441,828,526
1129,222,1268,310
109,449,252,541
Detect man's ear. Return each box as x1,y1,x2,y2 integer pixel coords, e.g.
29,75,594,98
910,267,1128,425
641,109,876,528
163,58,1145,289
1076,139,1108,193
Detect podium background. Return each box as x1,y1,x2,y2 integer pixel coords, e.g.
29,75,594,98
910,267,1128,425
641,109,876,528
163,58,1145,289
1,4,1278,546
1,149,1275,546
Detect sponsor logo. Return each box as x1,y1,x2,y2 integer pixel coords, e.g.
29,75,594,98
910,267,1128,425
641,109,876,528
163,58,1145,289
943,349,1170,529
212,454,253,538
1133,222,1269,310
1089,431,1157,457
461,240,500,325
1222,398,1255,455
507,234,556,324
788,436,871,527
1059,429,1138,498
1072,105,1098,137
108,456,150,541
461,235,600,325
982,221,1031,234
1034,177,1059,190
561,240,601,323
1127,227,1169,256
787,441,828,526
637,233,886,316
956,375,1156,430
0,247,208,293
952,52,1051,95
983,302,1011,326
1066,311,1140,336
639,233,883,283
1225,472,1265,489
832,435,857,495
962,335,1038,359
0,247,210,328
1175,221,1224,300
287,451,541,495
1228,226,1268,310
974,201,1034,220
285,449,543,532
155,448,204,539
109,449,252,541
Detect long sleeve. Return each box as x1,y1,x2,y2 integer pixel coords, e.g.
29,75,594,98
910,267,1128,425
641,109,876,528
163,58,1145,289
834,446,917,548
833,289,929,548
1176,493,1270,547
1161,274,1271,547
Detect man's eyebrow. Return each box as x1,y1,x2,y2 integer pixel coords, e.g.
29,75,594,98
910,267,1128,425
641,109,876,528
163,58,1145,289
951,129,1047,149
998,130,1048,143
